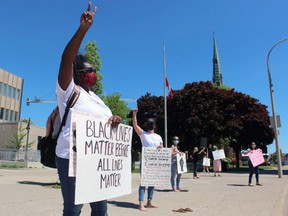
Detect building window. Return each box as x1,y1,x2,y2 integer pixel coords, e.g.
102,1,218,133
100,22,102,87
5,109,9,121
12,87,16,99
10,110,14,121
7,85,11,97
0,82,2,95
14,111,18,121
16,89,20,101
0,108,3,119
3,84,7,96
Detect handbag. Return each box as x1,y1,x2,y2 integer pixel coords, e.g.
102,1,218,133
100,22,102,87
38,85,80,168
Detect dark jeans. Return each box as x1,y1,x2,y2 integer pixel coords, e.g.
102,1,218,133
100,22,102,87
193,161,198,177
248,160,259,184
56,156,108,216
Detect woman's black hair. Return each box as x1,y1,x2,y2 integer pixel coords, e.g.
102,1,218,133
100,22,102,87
73,54,88,85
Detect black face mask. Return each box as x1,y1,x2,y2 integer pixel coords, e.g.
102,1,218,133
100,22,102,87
147,123,155,131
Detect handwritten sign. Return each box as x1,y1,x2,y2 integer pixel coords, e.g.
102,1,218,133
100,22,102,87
248,149,265,167
141,147,171,188
73,111,133,204
176,154,187,174
212,149,226,160
200,137,207,148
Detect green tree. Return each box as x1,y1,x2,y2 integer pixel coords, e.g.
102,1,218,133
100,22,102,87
84,41,103,95
102,93,130,123
5,124,33,149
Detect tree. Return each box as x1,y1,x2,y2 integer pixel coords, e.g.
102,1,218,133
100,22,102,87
5,123,33,149
102,93,130,123
84,41,103,95
133,81,274,167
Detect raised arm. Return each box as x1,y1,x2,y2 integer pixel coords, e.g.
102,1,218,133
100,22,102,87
132,108,143,136
58,2,97,90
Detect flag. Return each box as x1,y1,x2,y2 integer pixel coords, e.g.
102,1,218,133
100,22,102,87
165,76,173,99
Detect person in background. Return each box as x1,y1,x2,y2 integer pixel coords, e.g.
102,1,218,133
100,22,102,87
202,148,210,174
212,145,222,177
56,3,122,215
190,147,205,179
245,142,263,186
170,136,184,192
133,108,163,211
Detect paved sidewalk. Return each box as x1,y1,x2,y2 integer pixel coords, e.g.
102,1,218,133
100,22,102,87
0,166,287,216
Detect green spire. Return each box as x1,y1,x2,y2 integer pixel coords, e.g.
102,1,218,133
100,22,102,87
212,33,223,86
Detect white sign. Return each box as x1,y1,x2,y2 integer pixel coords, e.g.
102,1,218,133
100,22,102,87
176,154,187,174
74,112,133,204
212,149,226,160
141,147,171,188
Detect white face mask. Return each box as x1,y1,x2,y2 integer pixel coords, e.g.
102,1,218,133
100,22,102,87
173,140,179,145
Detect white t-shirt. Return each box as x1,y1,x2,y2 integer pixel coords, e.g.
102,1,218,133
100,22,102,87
140,131,163,147
56,80,113,159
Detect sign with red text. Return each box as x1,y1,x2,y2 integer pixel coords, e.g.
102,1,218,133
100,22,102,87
248,149,265,167
141,147,171,188
74,112,133,204
176,154,187,174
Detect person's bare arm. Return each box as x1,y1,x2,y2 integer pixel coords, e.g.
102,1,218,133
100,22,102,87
132,108,143,136
58,2,96,90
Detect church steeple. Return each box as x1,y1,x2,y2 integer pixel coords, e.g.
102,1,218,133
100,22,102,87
212,33,223,86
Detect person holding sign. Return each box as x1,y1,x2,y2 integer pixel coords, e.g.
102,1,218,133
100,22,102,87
244,142,263,186
133,108,163,211
56,3,122,216
170,136,183,192
190,147,205,179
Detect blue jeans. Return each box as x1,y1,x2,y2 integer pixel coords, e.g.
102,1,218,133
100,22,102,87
56,156,108,216
171,162,181,189
138,186,155,202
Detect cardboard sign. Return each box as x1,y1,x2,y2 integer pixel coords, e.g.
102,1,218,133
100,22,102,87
176,154,187,174
200,137,208,148
73,111,133,204
248,149,265,167
212,149,226,160
141,147,171,188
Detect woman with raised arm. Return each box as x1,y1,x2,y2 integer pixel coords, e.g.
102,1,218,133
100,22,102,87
133,108,163,211
56,2,121,216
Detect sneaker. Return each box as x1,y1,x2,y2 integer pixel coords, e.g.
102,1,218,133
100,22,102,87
248,183,253,187
256,183,262,186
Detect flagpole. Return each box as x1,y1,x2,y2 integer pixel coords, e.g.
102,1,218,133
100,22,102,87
163,42,168,148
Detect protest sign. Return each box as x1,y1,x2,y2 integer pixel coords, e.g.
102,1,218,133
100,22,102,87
141,147,171,188
73,111,133,204
200,137,208,148
176,154,187,174
248,149,265,167
212,149,226,160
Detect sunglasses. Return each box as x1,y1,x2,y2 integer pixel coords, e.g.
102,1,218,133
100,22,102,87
76,67,95,73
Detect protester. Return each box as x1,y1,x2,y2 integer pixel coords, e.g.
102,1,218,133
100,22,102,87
56,3,122,215
133,108,163,211
212,146,222,177
190,147,205,179
244,142,263,186
202,149,210,174
170,136,183,192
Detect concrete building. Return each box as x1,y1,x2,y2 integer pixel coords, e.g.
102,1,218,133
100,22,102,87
0,68,45,152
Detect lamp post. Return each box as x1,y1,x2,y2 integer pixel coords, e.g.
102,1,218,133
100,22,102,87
266,38,288,178
25,118,31,162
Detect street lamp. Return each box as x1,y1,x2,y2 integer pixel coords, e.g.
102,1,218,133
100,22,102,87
25,118,31,162
266,37,288,178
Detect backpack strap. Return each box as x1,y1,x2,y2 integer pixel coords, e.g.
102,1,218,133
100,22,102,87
55,85,81,139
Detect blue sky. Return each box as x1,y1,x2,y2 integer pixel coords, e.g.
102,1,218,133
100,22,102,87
0,0,287,154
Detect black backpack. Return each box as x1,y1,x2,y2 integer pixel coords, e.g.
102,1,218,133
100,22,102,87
38,85,80,168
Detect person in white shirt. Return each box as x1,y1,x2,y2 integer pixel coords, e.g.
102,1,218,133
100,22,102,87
56,3,122,216
132,108,163,211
